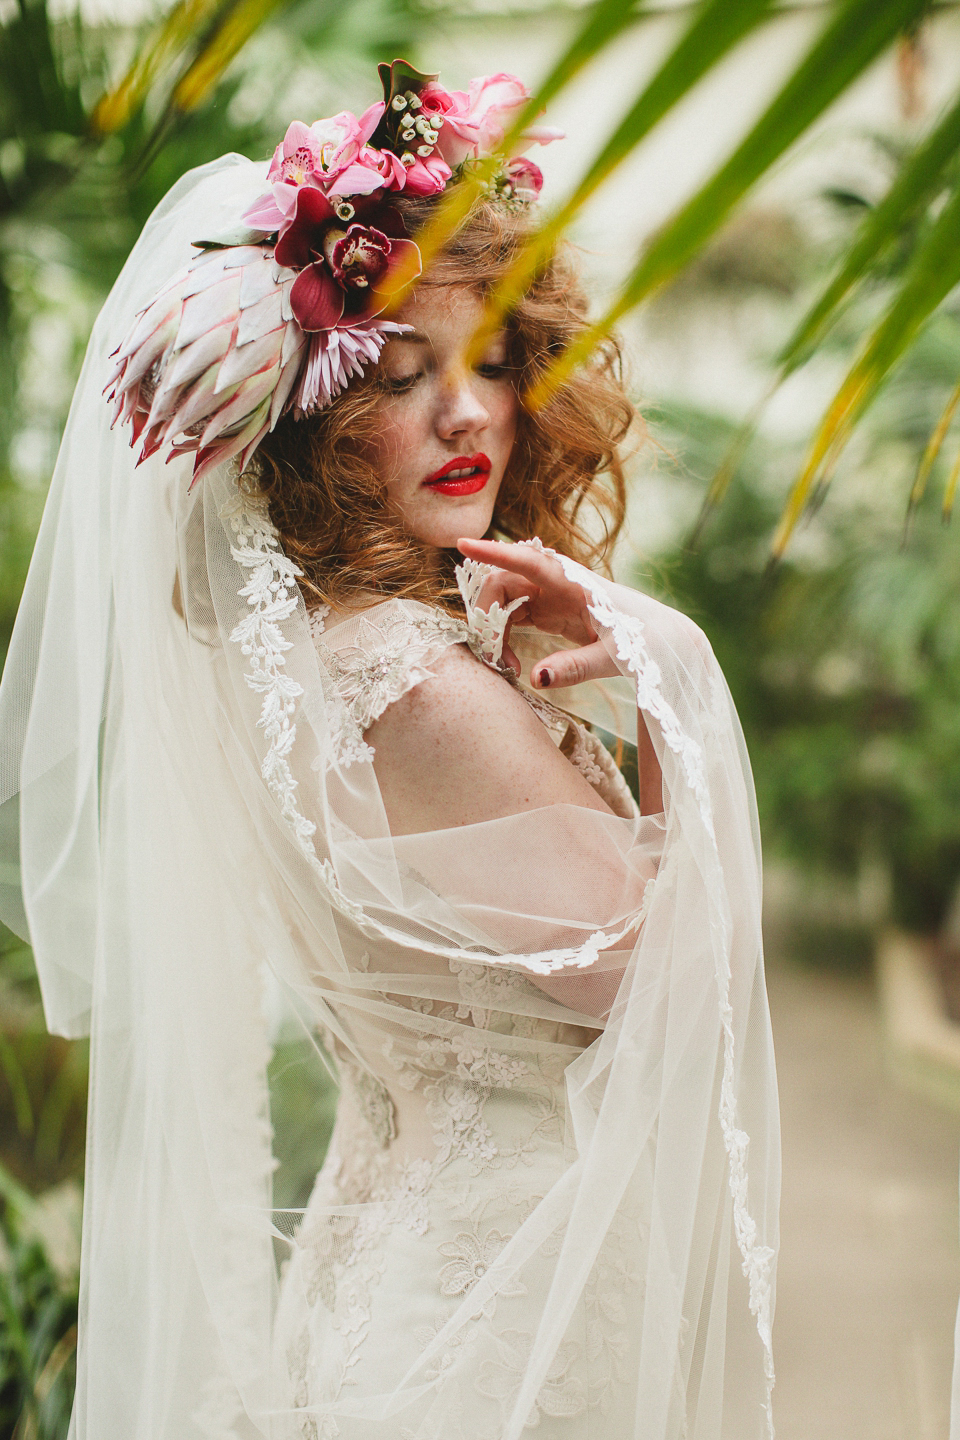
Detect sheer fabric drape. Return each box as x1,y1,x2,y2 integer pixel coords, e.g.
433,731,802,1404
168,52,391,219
0,155,780,1440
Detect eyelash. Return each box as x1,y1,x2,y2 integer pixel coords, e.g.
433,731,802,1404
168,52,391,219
383,362,511,395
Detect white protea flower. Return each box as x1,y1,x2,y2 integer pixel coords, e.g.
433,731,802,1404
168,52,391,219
105,242,405,487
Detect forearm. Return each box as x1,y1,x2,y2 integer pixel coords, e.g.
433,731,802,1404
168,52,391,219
637,710,664,817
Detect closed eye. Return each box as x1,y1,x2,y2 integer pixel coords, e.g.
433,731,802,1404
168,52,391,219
382,371,423,394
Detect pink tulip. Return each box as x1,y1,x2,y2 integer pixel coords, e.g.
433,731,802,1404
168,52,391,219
399,152,452,196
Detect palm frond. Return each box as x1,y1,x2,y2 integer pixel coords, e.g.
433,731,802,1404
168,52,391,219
466,0,780,362
527,0,929,408
776,175,960,553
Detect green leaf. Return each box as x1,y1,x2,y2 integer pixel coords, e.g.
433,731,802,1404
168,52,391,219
907,377,960,520
530,0,929,406
779,89,960,373
473,0,779,354
394,0,646,300
561,0,779,217
503,0,647,152
376,58,438,106
776,177,960,553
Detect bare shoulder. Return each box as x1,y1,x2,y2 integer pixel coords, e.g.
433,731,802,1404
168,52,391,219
365,643,614,834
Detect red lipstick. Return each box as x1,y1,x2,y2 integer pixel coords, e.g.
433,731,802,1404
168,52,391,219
423,453,491,496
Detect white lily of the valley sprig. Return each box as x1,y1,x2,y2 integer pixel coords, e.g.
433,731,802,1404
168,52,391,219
455,559,528,669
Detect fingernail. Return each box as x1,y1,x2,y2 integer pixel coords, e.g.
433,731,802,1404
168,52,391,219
537,667,552,688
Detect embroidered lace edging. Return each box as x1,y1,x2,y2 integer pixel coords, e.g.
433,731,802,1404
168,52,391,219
224,494,363,923
541,542,776,1434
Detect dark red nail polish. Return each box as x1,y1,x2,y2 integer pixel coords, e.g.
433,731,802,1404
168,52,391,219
538,667,552,688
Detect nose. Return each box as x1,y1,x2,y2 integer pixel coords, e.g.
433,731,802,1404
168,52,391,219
434,366,489,441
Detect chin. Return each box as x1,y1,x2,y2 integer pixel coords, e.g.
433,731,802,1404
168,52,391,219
411,498,498,551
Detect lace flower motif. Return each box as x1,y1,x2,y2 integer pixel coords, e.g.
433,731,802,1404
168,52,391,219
476,1330,585,1427
225,494,363,921
437,1226,513,1296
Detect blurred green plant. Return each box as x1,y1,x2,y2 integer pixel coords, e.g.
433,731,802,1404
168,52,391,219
0,1164,79,1440
269,1035,339,1212
648,336,960,939
0,928,87,1196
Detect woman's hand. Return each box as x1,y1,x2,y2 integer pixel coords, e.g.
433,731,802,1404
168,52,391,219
457,537,620,690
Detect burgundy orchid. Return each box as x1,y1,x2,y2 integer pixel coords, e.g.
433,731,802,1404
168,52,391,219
274,187,421,332
327,225,391,289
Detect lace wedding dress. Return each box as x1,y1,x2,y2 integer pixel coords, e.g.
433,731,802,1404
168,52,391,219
276,597,650,1438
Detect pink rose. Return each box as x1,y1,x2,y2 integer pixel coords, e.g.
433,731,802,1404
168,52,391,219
423,73,563,169
398,151,452,196
419,82,480,169
463,74,529,155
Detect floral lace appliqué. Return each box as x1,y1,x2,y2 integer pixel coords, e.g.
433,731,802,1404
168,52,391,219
455,558,527,669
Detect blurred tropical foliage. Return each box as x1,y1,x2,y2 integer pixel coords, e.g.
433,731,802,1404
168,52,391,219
3,0,960,1433
642,135,960,962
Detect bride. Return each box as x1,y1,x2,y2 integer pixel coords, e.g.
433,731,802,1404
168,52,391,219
0,61,779,1440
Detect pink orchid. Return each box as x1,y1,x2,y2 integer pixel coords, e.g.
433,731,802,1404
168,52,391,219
267,119,327,188
326,224,391,290
242,104,388,234
310,103,385,191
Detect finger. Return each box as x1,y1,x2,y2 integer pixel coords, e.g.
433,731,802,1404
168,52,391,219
530,640,620,690
501,637,522,674
475,567,539,615
457,537,563,590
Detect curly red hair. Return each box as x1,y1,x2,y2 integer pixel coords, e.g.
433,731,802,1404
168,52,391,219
248,195,635,610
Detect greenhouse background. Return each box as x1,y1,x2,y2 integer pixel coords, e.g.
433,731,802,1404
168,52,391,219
2,0,960,1436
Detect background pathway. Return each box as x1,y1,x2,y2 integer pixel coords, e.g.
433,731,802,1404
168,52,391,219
769,960,960,1439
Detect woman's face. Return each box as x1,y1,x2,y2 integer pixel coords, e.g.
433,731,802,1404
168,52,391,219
366,286,519,549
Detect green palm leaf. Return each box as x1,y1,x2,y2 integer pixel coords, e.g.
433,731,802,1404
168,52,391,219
381,0,646,304
699,92,960,526
467,0,779,360
779,90,960,374
775,176,960,553
526,0,928,408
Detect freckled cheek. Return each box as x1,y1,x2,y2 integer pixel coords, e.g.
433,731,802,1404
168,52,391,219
491,389,520,462
376,405,424,485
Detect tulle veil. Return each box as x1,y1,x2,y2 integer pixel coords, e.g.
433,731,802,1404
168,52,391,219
0,154,780,1439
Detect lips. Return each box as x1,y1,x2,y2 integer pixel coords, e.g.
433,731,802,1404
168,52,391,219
423,453,491,496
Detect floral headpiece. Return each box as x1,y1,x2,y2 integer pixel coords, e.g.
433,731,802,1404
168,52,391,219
105,61,561,485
